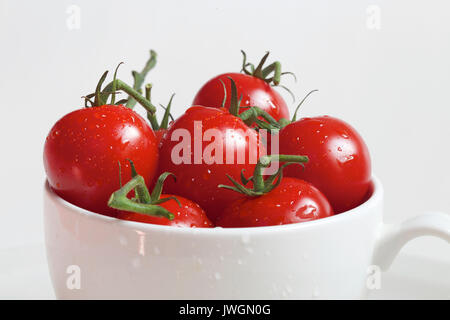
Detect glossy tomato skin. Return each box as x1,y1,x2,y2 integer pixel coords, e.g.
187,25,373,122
278,116,371,214
155,129,167,147
216,177,333,227
44,105,159,216
192,73,290,122
158,106,266,223
116,194,213,227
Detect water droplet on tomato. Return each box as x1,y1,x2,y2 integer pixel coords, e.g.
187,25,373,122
339,154,354,163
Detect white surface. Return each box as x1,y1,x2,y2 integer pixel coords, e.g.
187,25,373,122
0,0,449,297
0,244,55,299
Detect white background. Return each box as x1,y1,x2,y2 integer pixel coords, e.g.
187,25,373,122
0,0,449,298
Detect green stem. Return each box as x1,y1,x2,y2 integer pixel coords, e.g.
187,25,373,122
110,62,124,105
278,118,291,128
261,61,281,85
150,172,177,204
126,50,157,109
253,52,270,79
126,159,152,203
218,154,309,196
291,89,319,122
240,51,287,87
239,107,281,128
94,71,109,106
228,77,240,116
100,79,157,115
252,155,309,192
159,94,175,129
117,80,156,114
108,175,174,220
144,83,160,130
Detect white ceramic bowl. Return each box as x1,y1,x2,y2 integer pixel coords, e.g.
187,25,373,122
43,175,449,299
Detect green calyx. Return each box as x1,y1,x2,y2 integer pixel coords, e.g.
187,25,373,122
222,77,282,130
240,50,296,102
83,49,175,132
108,160,179,220
144,84,175,131
252,89,319,133
218,154,309,197
84,50,157,109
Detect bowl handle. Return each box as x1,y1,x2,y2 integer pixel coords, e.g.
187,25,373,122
372,211,450,271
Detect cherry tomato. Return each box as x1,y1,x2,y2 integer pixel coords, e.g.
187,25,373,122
154,129,167,146
192,73,289,122
278,116,371,213
216,177,333,227
116,194,213,227
43,105,159,216
157,106,266,223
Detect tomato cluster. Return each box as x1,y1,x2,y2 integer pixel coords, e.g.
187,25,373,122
43,51,371,228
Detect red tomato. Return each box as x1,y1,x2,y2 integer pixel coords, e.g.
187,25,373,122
278,116,371,213
192,73,289,122
157,106,266,223
43,105,159,216
116,194,213,227
216,177,333,227
154,129,167,146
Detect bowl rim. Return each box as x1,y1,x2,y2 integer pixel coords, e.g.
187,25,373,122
44,175,382,235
